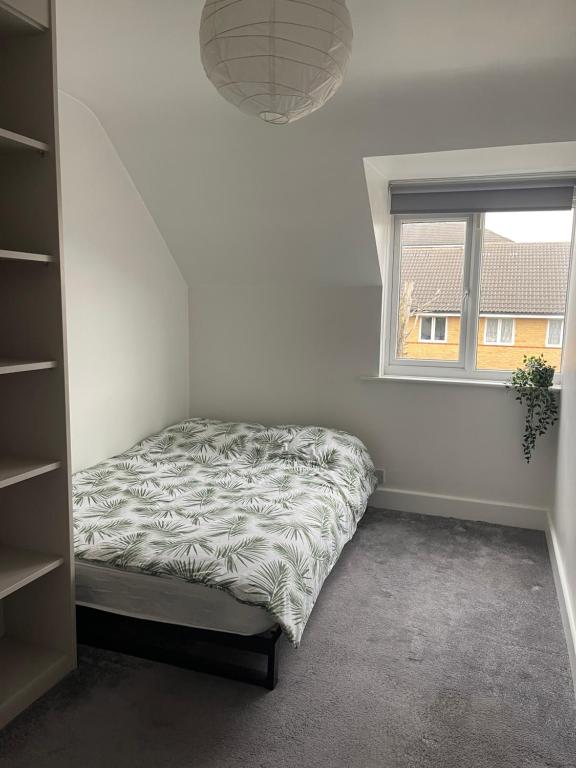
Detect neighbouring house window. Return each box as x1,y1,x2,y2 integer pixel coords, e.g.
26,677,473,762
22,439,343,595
484,317,515,345
546,318,564,347
384,177,574,381
420,315,447,342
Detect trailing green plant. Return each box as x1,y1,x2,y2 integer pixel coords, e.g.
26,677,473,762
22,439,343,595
508,355,559,463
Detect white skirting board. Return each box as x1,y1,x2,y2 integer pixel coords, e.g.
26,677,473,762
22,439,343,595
369,486,548,530
546,515,576,699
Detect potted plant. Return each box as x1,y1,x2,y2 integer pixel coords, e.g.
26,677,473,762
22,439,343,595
508,355,559,463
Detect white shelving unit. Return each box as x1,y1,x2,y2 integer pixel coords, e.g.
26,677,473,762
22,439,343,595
0,359,56,375
0,249,51,263
0,637,70,732
0,127,48,153
0,458,61,489
0,546,63,599
0,0,75,730
0,0,47,36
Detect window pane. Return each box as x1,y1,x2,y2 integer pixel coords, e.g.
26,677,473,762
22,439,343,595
548,319,563,346
500,318,514,344
434,316,447,341
420,316,432,340
396,220,465,361
476,210,573,372
485,318,498,344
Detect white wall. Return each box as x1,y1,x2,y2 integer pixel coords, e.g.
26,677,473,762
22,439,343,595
550,220,576,674
189,282,556,527
59,93,189,472
56,0,576,523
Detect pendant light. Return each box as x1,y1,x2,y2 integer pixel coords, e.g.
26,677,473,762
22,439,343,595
200,0,353,125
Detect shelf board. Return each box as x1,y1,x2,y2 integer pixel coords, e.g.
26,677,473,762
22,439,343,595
0,458,60,489
0,127,48,154
0,637,71,730
0,2,46,37
0,359,56,375
0,545,62,599
0,249,51,263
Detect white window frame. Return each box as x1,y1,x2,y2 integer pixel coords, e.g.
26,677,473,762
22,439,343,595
419,314,449,343
385,212,489,380
546,318,564,348
483,316,516,346
383,211,572,382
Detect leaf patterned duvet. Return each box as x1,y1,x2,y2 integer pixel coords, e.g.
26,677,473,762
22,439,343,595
73,417,377,646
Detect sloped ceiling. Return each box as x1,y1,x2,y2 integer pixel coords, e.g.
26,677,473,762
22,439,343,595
56,0,576,286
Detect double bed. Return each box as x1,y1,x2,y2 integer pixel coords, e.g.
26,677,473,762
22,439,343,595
73,417,376,686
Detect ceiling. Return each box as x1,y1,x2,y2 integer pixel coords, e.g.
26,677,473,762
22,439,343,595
56,0,576,286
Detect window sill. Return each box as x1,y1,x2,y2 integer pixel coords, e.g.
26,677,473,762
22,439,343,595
360,375,562,390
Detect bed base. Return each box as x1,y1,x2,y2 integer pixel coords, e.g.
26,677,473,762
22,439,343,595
76,606,282,690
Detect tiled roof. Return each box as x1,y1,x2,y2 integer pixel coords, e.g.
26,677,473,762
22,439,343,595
401,235,570,315
401,221,511,247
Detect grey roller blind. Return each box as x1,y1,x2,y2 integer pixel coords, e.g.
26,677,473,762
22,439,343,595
389,177,576,214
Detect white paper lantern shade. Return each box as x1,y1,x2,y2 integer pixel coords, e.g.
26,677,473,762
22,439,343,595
200,0,353,125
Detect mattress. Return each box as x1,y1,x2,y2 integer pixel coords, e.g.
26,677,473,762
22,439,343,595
76,561,276,636
73,417,377,646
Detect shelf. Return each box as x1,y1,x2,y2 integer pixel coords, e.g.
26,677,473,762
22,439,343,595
0,458,60,489
0,545,62,599
0,249,51,263
0,359,56,375
0,2,46,37
0,637,70,730
0,0,74,729
0,127,48,154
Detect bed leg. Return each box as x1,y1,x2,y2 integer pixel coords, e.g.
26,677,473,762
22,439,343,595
265,637,280,690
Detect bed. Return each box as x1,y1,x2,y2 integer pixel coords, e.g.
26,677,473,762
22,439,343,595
73,417,376,685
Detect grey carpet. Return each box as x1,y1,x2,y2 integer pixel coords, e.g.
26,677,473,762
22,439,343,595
1,509,575,768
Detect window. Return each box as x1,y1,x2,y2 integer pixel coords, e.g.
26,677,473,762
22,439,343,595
385,177,574,381
547,318,564,347
393,218,466,363
484,317,515,345
420,315,448,343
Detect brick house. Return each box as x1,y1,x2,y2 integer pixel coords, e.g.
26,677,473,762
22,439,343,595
399,222,569,370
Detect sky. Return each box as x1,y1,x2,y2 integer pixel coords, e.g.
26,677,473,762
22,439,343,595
486,210,574,243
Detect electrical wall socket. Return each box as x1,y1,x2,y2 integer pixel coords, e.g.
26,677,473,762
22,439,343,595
375,469,386,486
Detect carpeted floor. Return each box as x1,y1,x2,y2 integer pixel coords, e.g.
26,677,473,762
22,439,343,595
1,509,575,768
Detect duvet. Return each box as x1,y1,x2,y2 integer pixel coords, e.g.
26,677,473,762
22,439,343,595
73,418,376,646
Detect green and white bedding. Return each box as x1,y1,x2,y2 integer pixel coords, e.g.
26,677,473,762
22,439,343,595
73,418,376,646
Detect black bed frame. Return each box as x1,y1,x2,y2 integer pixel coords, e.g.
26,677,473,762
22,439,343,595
76,606,283,690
